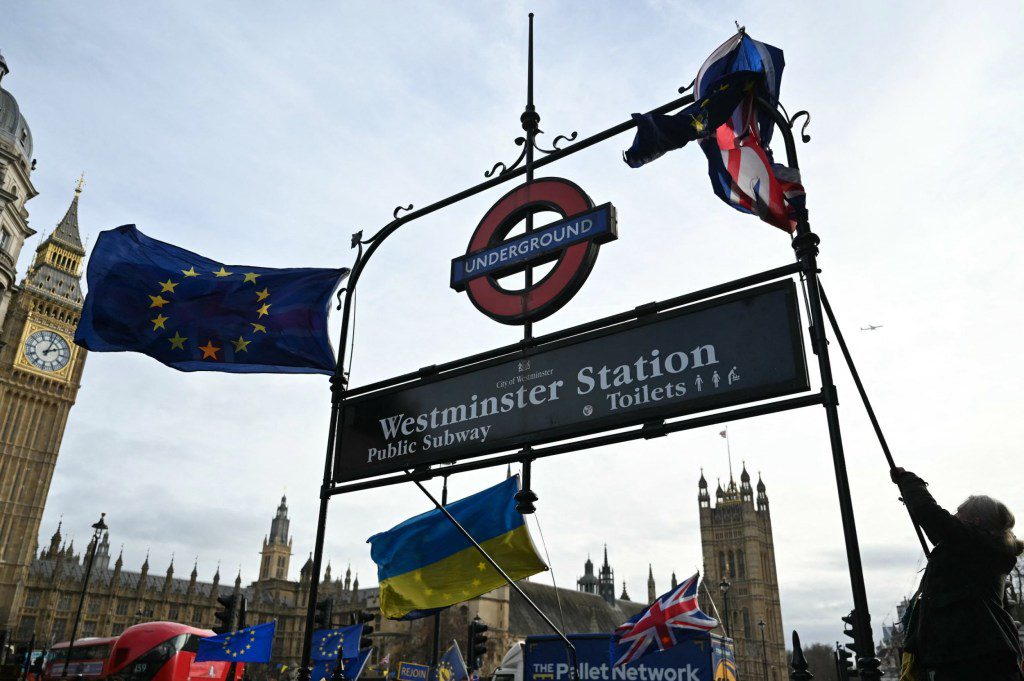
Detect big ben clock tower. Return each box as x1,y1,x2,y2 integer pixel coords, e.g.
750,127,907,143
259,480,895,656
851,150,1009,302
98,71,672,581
0,174,89,630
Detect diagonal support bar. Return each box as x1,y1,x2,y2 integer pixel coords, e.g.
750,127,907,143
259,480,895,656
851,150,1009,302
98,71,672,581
818,282,930,557
407,473,579,681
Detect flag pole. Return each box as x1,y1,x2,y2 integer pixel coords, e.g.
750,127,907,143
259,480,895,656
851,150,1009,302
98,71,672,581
406,472,579,681
817,283,930,557
430,476,450,669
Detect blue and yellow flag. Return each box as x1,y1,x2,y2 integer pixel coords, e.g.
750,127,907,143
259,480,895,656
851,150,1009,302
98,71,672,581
75,225,348,374
195,621,276,663
368,476,546,620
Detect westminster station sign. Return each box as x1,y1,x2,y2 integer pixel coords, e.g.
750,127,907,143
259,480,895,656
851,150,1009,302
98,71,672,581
336,281,808,482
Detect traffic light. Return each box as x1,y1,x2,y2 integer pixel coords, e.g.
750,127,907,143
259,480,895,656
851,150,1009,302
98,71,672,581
214,594,239,634
835,642,857,678
841,610,862,658
356,610,375,649
467,616,489,670
237,595,248,629
314,598,334,631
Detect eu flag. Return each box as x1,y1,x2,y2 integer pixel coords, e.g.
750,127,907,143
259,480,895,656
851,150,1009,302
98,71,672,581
75,225,348,375
311,649,372,681
431,643,468,681
312,624,363,661
195,621,277,663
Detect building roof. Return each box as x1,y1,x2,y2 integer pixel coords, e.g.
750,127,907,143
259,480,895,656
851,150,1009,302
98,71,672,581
0,54,33,164
509,580,645,637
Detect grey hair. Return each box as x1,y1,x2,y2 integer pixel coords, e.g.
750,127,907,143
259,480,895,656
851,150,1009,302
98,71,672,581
957,495,1024,556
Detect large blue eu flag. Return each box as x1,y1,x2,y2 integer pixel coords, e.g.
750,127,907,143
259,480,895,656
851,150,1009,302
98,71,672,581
195,621,277,663
75,225,348,374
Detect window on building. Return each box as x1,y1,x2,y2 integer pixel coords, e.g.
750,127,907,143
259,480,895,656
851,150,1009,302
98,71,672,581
193,607,204,623
18,616,35,639
82,621,96,637
116,601,129,616
718,552,726,577
727,550,735,578
743,610,751,638
57,595,72,610
52,618,67,640
0,229,10,252
88,599,100,614
25,591,40,608
168,606,179,620
737,550,746,578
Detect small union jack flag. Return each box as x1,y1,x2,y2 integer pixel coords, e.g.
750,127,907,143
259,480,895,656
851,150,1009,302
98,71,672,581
610,573,718,667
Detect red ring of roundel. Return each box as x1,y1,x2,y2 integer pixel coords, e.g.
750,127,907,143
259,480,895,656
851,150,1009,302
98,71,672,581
465,178,600,325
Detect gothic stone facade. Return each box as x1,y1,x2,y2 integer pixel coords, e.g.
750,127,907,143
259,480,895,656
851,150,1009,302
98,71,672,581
698,466,787,680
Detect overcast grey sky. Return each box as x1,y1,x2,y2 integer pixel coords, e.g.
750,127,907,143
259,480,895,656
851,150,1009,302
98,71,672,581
5,0,1023,646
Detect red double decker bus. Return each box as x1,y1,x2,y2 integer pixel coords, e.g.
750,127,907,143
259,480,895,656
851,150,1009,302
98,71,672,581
43,637,117,679
46,622,243,681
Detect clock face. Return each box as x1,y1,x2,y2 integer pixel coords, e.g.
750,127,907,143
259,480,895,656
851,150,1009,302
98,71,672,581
24,330,71,372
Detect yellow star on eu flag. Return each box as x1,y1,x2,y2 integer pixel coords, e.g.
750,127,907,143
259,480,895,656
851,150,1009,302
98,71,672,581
255,288,270,301
256,303,271,318
181,266,199,278
167,331,187,350
158,279,178,293
213,267,233,277
243,272,260,284
232,336,251,353
151,314,168,330
148,295,169,308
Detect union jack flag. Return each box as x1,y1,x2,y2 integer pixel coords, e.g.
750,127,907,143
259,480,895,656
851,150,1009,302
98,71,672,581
610,573,718,667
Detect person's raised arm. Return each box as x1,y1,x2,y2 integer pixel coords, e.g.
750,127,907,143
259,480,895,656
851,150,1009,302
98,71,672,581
891,468,967,546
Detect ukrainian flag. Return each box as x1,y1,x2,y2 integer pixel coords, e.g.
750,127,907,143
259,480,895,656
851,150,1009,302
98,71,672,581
368,476,546,620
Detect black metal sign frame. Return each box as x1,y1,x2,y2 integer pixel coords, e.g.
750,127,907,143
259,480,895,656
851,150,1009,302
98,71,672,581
335,280,809,482
295,14,887,681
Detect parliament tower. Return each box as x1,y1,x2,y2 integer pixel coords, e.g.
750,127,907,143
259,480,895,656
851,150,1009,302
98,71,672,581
0,51,89,631
698,465,787,680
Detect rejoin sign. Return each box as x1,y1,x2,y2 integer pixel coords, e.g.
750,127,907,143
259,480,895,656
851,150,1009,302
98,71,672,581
455,178,617,325
335,281,808,482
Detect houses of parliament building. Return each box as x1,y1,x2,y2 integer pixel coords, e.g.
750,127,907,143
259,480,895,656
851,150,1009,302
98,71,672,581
0,49,789,677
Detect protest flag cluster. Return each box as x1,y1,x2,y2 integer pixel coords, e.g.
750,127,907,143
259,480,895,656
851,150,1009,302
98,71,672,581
624,30,804,232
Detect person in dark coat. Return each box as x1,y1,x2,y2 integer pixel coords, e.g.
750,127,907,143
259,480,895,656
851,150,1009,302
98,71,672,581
892,468,1024,680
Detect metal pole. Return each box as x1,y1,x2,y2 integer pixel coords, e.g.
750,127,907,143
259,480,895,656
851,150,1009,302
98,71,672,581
298,266,358,681
757,620,768,681
791,221,880,680
429,476,449,668
20,633,34,681
719,580,731,638
817,284,930,558
751,94,880,680
62,514,105,679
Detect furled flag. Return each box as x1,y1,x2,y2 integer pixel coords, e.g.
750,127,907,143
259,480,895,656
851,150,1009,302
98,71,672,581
431,643,469,681
195,621,277,663
311,648,372,681
623,30,804,232
311,624,364,662
75,225,348,374
609,573,717,667
368,476,547,620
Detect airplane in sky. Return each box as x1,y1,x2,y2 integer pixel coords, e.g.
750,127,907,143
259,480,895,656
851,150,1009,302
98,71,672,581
860,324,884,331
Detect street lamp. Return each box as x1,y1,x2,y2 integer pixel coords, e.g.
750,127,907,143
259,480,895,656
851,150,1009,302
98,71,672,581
718,579,731,639
757,618,769,681
62,514,107,679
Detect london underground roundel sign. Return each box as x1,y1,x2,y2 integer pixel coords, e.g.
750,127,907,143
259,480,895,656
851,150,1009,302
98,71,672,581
450,178,617,325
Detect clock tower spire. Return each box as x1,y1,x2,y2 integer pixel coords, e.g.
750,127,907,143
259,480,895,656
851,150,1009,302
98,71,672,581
0,177,89,630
